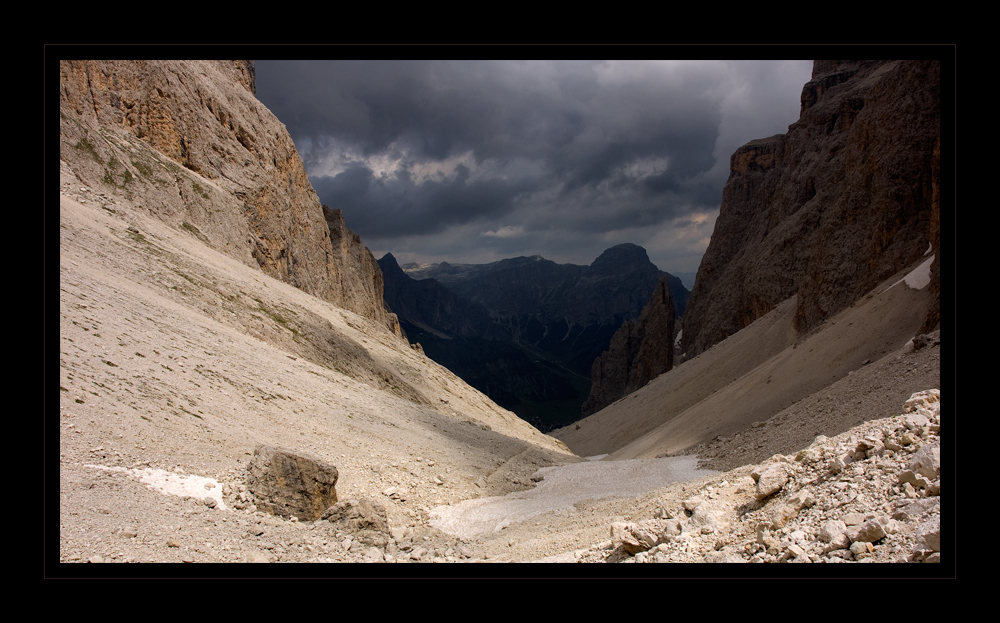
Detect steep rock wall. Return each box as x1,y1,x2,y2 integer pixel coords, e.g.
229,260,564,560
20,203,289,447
682,60,940,358
582,276,676,416
59,60,399,336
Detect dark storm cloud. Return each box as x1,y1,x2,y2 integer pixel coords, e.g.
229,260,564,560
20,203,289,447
259,60,595,163
254,59,814,272
310,162,541,237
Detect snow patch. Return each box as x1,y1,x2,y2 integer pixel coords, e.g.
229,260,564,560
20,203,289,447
883,254,934,293
86,464,227,510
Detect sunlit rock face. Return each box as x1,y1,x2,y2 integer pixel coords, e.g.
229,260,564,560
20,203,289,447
59,60,399,336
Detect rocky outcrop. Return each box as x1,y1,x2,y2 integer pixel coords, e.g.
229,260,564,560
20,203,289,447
682,60,940,358
324,207,401,336
582,276,676,416
578,390,943,563
59,60,399,336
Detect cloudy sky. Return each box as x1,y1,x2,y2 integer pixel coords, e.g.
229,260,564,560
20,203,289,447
254,59,814,287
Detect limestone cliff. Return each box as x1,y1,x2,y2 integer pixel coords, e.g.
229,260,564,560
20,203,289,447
681,60,940,358
59,60,399,336
582,276,676,416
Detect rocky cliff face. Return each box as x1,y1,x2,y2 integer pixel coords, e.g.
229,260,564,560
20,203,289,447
582,276,676,416
681,60,940,358
59,60,399,336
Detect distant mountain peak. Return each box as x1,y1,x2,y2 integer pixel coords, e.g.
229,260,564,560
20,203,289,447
378,252,405,276
590,243,654,273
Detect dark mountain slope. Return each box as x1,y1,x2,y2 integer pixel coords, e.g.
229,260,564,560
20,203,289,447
388,245,690,430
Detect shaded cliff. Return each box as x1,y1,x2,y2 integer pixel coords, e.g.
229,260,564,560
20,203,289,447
681,60,940,358
379,253,506,342
582,276,676,416
381,253,590,432
59,60,399,336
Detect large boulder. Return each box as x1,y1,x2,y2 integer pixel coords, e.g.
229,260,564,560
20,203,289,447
245,445,339,521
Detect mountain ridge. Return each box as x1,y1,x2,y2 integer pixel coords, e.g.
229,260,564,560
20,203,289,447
384,243,690,430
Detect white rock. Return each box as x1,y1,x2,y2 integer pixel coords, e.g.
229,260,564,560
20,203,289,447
819,519,847,543
913,516,941,553
755,464,789,500
908,442,940,480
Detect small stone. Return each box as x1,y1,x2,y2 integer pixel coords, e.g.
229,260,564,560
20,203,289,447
819,519,847,543
909,443,940,480
842,513,865,526
611,522,657,554
849,542,867,558
653,506,673,519
829,456,849,474
795,448,820,463
770,504,799,529
660,518,683,539
898,470,930,489
824,533,852,552
913,516,941,554
410,546,427,560
682,496,703,512
852,519,886,543
755,464,788,500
